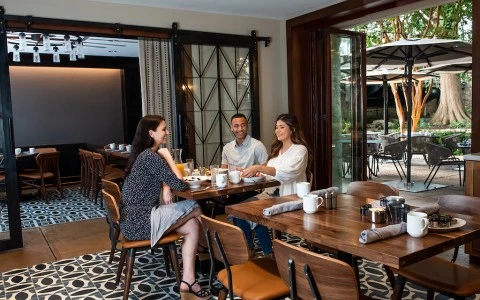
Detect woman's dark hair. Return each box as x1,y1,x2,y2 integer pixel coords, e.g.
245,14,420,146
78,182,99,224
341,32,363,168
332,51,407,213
125,115,165,175
269,113,313,171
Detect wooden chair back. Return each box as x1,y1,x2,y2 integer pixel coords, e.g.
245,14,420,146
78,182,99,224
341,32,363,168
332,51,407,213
200,215,250,265
102,179,121,205
92,152,107,176
102,190,121,224
438,195,480,216
36,147,57,154
273,240,360,300
35,151,61,177
347,181,399,199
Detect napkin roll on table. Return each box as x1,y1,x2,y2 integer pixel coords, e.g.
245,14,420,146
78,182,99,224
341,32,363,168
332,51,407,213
359,222,407,244
263,200,303,216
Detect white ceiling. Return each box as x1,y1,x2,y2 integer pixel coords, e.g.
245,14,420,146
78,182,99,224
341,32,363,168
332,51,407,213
90,0,346,20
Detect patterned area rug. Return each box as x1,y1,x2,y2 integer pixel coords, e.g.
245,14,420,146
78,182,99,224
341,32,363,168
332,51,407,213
0,187,106,233
1,233,479,300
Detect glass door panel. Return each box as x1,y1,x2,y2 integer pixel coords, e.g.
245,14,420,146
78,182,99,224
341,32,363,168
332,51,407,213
320,29,365,192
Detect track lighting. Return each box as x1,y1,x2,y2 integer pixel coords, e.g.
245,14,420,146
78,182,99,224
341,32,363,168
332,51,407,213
13,44,21,62
53,46,60,63
43,34,51,51
33,46,41,63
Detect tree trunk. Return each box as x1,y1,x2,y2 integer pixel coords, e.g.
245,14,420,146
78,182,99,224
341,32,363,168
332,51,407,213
407,80,433,132
390,83,406,133
430,73,471,125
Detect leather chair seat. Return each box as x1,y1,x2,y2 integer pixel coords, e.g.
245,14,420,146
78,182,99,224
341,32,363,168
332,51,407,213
119,232,180,249
217,257,289,300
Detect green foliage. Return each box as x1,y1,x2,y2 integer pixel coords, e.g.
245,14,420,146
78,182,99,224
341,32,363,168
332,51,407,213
342,120,352,134
351,0,472,47
450,120,471,129
417,118,431,129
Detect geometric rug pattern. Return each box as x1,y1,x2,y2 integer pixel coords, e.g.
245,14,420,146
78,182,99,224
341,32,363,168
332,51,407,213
1,233,479,299
0,188,106,233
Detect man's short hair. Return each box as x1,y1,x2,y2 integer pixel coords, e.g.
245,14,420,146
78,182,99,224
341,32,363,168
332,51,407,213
231,113,248,123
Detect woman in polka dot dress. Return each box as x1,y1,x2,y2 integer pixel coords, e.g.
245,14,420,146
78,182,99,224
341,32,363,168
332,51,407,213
120,115,210,299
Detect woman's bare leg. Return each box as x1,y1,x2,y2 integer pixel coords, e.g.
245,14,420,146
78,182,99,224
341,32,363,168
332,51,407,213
164,206,206,247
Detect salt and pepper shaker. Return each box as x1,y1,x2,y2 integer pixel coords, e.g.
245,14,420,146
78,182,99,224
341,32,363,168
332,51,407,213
330,191,337,209
324,192,332,209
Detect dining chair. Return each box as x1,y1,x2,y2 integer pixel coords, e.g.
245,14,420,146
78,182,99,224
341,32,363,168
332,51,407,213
424,142,465,188
346,181,399,199
101,179,122,264
78,149,89,195
273,239,361,300
91,152,125,207
200,215,290,300
410,135,433,165
101,190,182,300
386,195,480,300
18,151,63,201
373,140,407,180
443,133,463,160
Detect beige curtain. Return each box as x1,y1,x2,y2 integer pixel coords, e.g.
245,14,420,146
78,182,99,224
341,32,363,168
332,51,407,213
138,38,174,149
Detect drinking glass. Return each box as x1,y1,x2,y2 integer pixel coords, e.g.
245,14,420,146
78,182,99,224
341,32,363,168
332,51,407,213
210,164,219,187
186,159,194,176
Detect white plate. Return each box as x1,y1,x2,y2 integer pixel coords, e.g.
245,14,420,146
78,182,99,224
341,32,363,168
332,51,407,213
183,176,209,189
242,175,266,183
428,218,466,232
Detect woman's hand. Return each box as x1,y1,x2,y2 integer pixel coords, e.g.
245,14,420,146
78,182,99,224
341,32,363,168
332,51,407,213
157,148,172,160
162,185,174,204
241,165,259,178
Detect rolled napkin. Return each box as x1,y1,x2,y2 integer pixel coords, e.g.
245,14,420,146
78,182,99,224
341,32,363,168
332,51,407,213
263,200,303,216
411,203,440,215
359,222,407,244
310,186,339,196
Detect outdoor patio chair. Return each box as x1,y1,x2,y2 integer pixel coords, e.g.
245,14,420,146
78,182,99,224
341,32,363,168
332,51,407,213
424,142,465,188
373,140,407,180
411,135,434,165
200,215,289,300
443,133,463,160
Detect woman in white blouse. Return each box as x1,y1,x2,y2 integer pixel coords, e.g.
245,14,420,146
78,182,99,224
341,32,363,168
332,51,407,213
238,113,311,256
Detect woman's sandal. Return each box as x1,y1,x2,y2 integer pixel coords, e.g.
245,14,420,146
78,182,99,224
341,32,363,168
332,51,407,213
180,280,211,300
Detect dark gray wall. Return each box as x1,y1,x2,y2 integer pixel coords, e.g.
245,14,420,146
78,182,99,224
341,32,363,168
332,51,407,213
10,66,124,147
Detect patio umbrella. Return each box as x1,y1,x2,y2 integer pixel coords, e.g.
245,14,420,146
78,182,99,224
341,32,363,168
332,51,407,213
421,58,472,74
367,38,472,188
367,69,431,134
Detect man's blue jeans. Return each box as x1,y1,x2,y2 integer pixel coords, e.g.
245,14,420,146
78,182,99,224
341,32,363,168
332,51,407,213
233,217,273,255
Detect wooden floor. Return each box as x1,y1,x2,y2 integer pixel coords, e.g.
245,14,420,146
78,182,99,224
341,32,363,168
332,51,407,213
0,218,110,272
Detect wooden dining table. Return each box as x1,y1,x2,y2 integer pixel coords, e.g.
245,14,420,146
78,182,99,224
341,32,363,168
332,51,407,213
173,177,280,201
226,194,480,270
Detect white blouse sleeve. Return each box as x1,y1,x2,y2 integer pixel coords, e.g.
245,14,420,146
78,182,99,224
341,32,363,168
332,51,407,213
269,145,308,183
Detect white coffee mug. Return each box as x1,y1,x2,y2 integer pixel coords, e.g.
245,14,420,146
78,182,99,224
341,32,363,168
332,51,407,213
15,148,22,155
229,170,241,184
118,144,125,151
109,143,116,150
216,173,228,188
296,182,311,198
29,147,35,154
407,212,429,237
126,145,132,152
303,194,324,214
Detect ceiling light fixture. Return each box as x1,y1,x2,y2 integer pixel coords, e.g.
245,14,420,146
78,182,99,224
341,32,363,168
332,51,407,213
53,46,60,63
43,34,51,51
12,45,21,62
69,46,77,61
33,46,40,63
64,34,72,52
76,37,85,59
18,32,27,51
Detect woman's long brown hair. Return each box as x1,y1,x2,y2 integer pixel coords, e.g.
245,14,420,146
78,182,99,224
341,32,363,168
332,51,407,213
125,115,165,176
269,113,312,171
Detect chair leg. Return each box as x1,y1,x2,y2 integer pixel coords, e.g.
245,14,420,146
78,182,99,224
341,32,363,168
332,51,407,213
116,248,127,286
425,165,440,189
168,243,182,288
426,290,435,300
391,160,403,180
108,227,120,264
122,248,137,300
163,246,171,277
383,265,396,288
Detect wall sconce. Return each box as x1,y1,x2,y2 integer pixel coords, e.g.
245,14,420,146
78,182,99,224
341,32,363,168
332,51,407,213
33,46,41,63
13,44,21,62
53,46,60,63
64,34,72,52
19,32,27,51
43,34,51,51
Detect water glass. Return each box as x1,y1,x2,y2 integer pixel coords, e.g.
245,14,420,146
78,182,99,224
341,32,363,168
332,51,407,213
210,164,219,187
186,159,195,176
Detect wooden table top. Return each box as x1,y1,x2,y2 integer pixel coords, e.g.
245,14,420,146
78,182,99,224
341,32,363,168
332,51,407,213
226,194,480,269
173,178,280,201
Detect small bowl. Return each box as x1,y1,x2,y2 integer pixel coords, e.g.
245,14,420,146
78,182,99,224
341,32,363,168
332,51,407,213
183,176,209,189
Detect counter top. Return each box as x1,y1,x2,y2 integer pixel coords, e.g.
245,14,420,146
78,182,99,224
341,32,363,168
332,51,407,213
463,153,480,161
